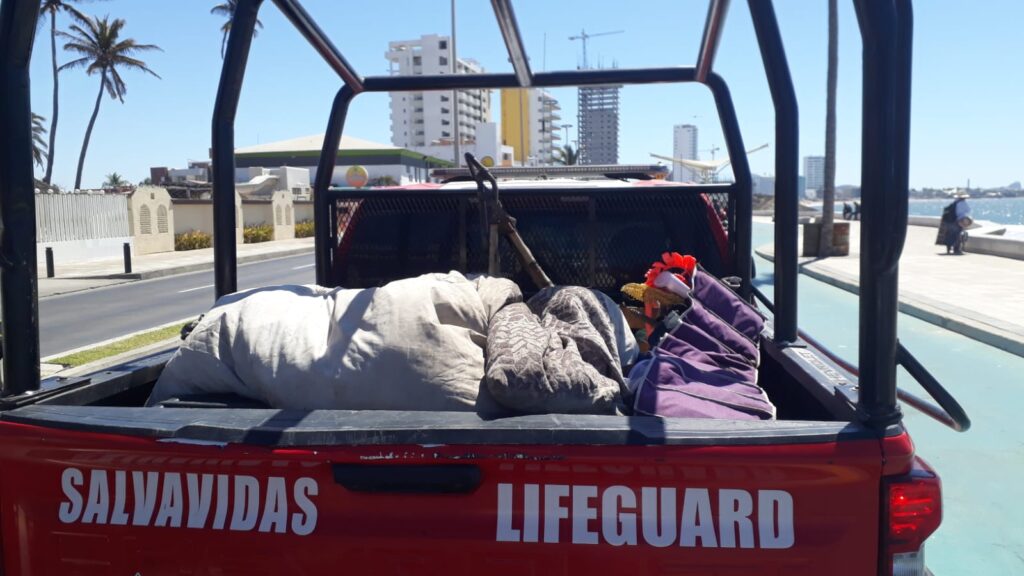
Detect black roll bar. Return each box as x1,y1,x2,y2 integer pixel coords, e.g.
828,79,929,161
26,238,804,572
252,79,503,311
0,0,922,436
695,0,731,83
704,73,752,294
0,0,42,395
212,0,263,299
271,0,364,92
747,0,799,344
490,0,532,88
312,86,356,286
854,0,906,428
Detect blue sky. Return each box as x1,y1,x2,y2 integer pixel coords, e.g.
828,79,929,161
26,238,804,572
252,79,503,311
28,0,1024,190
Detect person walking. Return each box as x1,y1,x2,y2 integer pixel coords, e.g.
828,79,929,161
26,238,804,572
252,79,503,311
937,195,972,255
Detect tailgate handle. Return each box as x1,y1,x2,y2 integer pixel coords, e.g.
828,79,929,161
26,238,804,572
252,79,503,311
332,464,481,494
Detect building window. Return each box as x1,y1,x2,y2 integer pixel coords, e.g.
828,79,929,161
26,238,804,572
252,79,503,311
416,130,424,136
442,131,450,137
439,40,447,49
441,119,450,126
441,95,450,102
157,205,168,234
292,187,302,195
439,56,448,66
412,55,421,66
441,107,450,114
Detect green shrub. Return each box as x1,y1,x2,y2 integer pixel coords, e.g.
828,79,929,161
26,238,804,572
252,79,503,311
244,223,274,244
175,230,212,251
295,219,314,238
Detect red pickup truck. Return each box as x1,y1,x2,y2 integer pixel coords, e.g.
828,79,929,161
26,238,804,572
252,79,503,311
0,0,968,574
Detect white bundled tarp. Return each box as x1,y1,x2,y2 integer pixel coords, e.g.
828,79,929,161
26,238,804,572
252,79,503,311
148,272,520,411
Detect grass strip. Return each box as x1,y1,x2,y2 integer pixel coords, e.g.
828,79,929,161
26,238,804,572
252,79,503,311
51,324,183,367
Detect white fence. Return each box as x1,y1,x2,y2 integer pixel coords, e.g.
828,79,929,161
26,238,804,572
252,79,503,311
35,194,132,265
36,194,129,242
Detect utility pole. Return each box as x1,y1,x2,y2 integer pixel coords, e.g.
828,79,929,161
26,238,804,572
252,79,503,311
451,0,461,167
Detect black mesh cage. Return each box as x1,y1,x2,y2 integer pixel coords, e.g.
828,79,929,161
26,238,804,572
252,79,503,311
331,187,732,296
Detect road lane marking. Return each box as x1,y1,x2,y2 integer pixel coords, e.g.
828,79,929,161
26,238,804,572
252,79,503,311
292,263,315,270
178,283,215,294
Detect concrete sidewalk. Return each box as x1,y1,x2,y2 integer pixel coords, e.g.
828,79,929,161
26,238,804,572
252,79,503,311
756,218,1024,357
45,237,314,280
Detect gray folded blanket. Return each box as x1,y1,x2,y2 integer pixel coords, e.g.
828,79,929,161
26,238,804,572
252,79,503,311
485,286,631,414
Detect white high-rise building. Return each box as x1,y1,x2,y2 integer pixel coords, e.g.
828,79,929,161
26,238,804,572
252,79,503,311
804,155,826,197
386,34,491,149
672,124,698,182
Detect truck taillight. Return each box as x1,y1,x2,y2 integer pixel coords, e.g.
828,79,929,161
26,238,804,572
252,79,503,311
883,458,942,576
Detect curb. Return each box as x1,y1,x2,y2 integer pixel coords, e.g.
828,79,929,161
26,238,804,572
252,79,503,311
55,337,180,379
63,246,314,281
42,316,195,363
755,245,1024,359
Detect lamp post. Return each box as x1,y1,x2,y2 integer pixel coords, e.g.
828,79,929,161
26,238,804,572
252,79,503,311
562,124,573,148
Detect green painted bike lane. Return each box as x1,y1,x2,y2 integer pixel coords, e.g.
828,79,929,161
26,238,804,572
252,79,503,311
752,223,1024,574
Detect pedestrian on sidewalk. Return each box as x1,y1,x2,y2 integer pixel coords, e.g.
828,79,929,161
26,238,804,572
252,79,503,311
936,195,972,255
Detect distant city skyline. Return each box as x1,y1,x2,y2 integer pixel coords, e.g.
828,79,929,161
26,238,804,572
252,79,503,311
25,1,1024,190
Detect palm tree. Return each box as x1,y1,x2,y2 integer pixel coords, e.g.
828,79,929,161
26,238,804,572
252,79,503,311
59,15,160,190
211,0,262,59
103,172,127,188
554,144,579,166
39,0,87,184
818,0,838,257
32,113,48,169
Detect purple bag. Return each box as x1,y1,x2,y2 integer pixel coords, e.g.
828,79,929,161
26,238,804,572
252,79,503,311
657,333,757,384
631,355,775,420
691,267,765,342
677,297,760,366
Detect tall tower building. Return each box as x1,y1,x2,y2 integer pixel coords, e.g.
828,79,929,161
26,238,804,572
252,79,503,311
577,85,620,165
500,89,562,165
803,155,826,197
671,124,699,182
385,34,491,149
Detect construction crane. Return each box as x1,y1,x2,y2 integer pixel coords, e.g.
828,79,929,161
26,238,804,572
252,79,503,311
650,143,769,184
569,29,624,69
702,145,722,160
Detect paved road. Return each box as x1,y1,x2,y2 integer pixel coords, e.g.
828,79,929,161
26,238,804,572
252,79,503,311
39,253,314,357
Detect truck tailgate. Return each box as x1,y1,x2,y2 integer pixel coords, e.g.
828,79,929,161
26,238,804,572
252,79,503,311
0,417,884,575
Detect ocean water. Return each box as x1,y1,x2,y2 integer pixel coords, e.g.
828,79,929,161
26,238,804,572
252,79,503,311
907,197,1024,226
822,197,1024,239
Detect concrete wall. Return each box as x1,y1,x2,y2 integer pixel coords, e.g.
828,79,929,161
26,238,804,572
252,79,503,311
967,235,1024,261
172,193,243,245
128,186,175,255
243,200,273,229
294,201,313,224
38,237,133,266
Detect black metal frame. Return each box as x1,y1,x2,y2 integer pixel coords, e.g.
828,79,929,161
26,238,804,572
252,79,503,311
1,0,953,433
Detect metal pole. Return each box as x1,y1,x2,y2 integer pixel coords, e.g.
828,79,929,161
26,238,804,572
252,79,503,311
123,242,132,274
45,247,54,278
0,0,43,394
211,0,263,300
747,0,798,343
451,0,461,168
